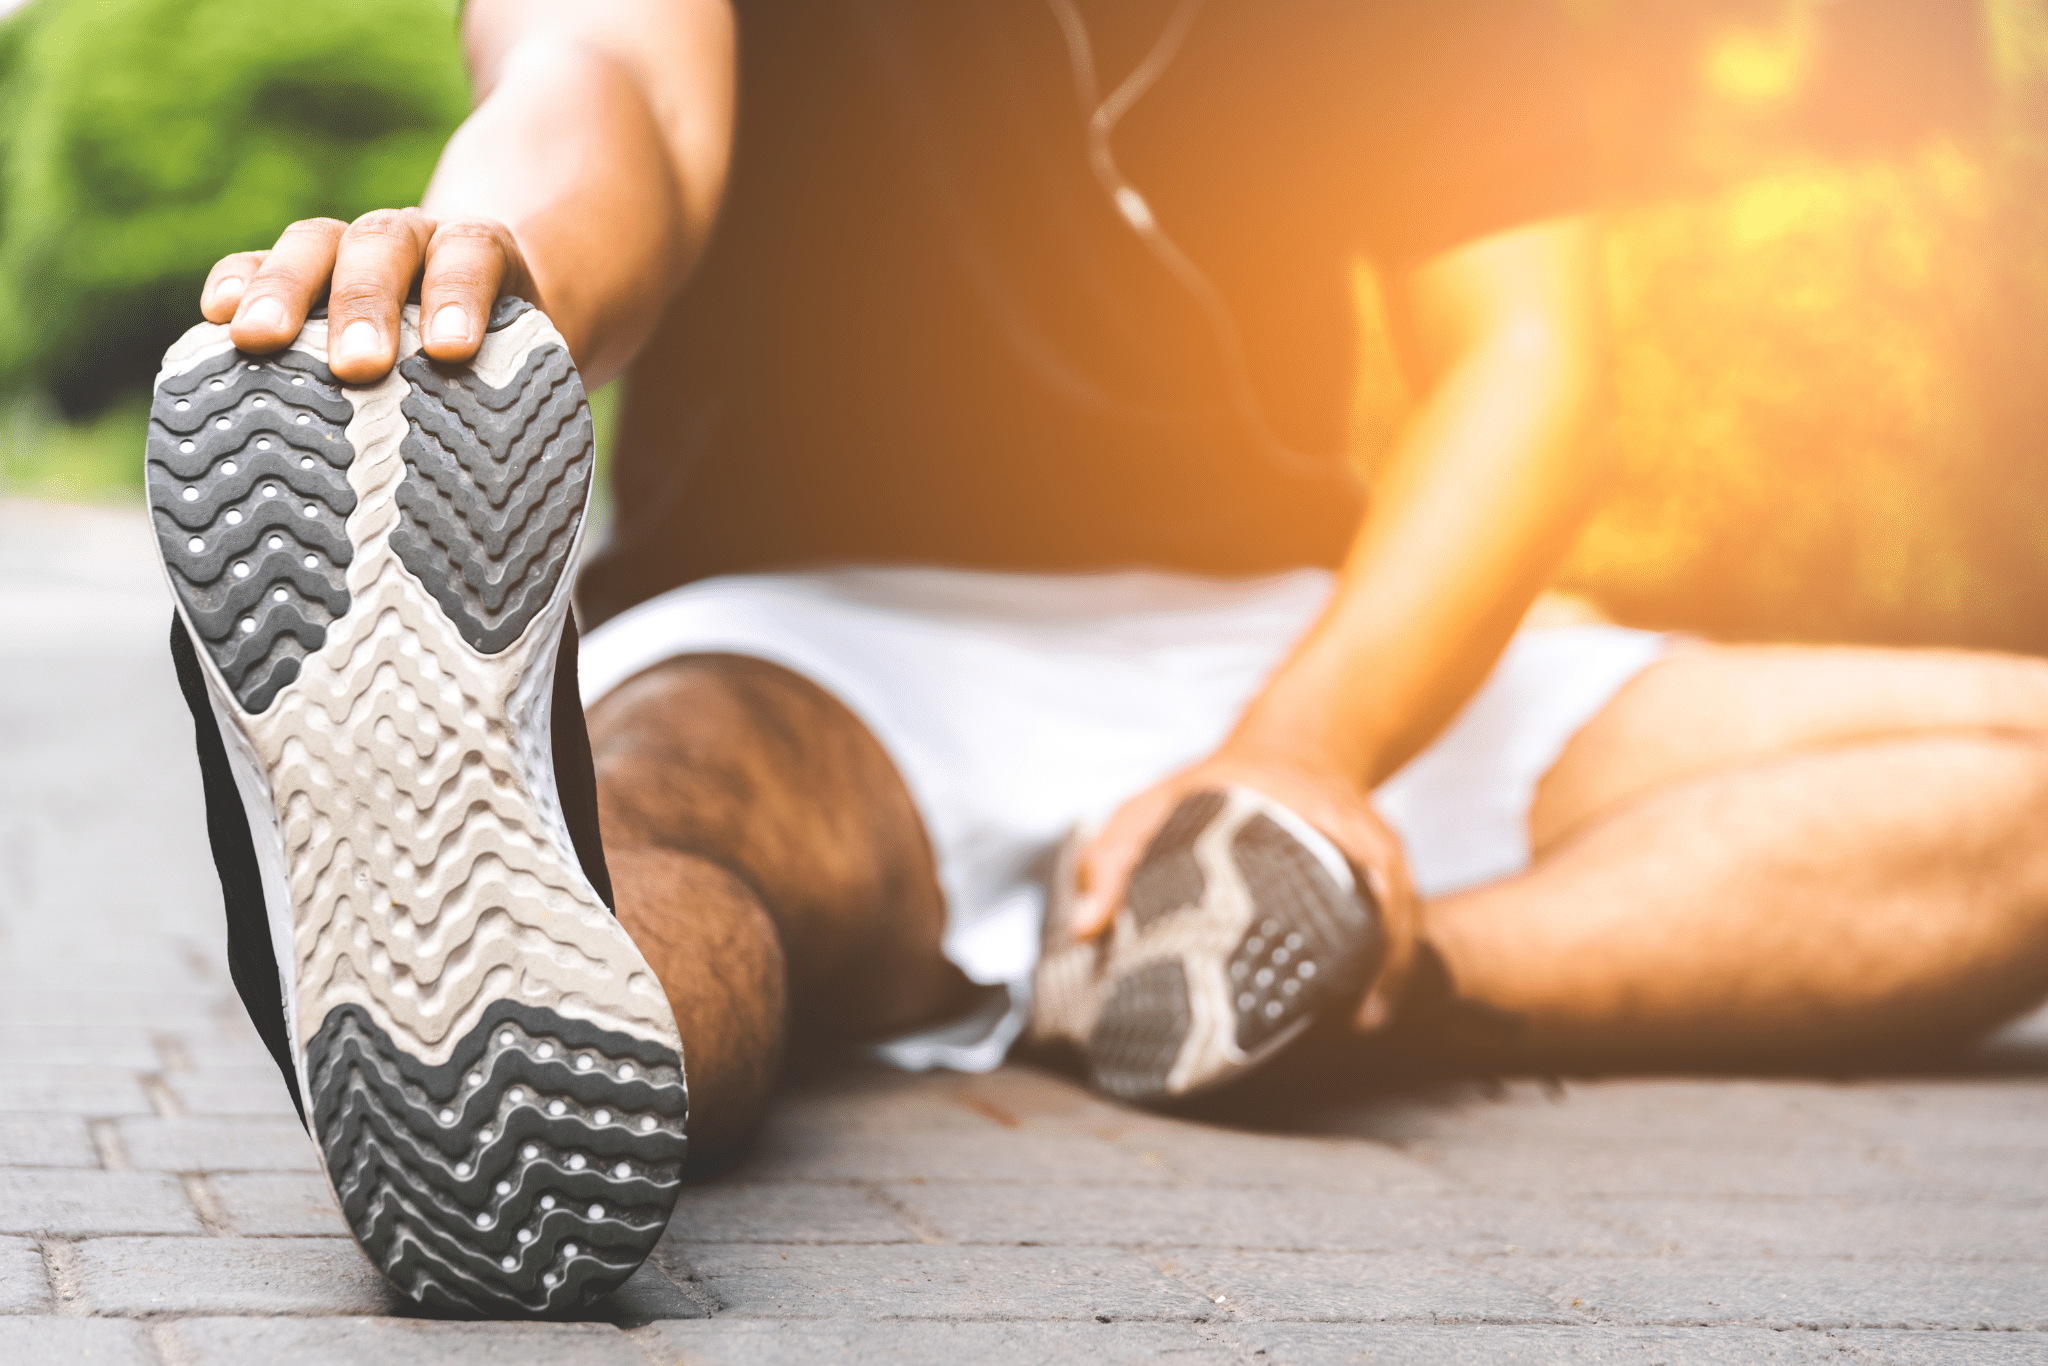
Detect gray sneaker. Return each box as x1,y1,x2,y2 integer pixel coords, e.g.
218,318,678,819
1030,786,1383,1103
150,300,687,1315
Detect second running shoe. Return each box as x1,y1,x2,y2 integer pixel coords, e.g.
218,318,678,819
1030,786,1385,1103
149,299,687,1316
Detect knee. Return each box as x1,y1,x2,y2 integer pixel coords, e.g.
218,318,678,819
586,653,782,770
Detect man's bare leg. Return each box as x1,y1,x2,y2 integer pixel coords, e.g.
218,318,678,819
585,654,973,1163
1424,645,2048,1066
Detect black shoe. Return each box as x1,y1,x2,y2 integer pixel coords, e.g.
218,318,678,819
153,299,687,1316
1029,787,1383,1104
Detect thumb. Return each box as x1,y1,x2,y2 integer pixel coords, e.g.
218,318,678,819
1070,807,1155,940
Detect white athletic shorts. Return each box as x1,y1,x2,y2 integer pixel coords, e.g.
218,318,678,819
579,567,1667,1072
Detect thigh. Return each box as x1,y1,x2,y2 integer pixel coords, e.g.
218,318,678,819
587,652,976,1044
1532,643,2048,856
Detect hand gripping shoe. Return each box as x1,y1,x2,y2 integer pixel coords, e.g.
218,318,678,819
150,299,687,1315
1030,786,1384,1104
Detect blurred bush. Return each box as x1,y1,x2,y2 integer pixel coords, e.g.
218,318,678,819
1566,134,2048,652
1560,0,2048,652
1356,0,2048,652
0,0,467,426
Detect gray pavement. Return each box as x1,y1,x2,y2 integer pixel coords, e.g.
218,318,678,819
2,497,2044,1364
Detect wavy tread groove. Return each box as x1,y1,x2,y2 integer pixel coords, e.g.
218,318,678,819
147,349,358,711
308,1001,687,1316
391,345,594,654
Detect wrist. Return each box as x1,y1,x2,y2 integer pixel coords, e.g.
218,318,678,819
1228,672,1395,790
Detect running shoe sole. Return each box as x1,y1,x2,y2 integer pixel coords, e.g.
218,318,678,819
146,300,688,1315
1034,786,1383,1103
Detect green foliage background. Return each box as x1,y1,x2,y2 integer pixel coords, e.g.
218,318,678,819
3,0,2047,655
0,0,467,494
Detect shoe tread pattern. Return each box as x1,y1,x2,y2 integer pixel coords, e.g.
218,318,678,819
147,349,357,712
1087,959,1192,1102
308,1000,687,1317
390,345,593,655
1227,813,1381,1053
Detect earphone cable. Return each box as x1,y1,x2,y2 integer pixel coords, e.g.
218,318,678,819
1043,0,1352,480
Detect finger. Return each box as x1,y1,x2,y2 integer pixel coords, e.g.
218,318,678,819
326,208,435,383
230,219,346,353
418,220,513,362
1071,790,1172,938
201,251,267,323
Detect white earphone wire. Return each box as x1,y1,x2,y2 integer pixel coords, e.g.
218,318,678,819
1043,0,1352,480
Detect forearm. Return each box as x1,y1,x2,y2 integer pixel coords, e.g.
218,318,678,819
426,0,735,385
1234,220,1609,787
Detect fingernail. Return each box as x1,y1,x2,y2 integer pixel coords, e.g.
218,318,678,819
210,276,245,306
241,296,286,331
428,304,470,346
334,319,380,364
1068,894,1101,933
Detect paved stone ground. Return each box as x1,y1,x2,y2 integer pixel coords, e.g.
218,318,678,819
3,498,2045,1364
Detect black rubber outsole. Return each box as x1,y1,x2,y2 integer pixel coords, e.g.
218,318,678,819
146,348,358,713
309,1001,687,1316
1086,791,1384,1104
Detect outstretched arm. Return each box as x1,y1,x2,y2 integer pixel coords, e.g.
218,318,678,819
1073,215,1611,1025
199,0,735,388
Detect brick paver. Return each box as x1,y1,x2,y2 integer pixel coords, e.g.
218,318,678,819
2,497,2042,1362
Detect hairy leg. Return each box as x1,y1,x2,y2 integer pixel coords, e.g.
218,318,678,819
1421,645,2048,1066
586,654,974,1162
